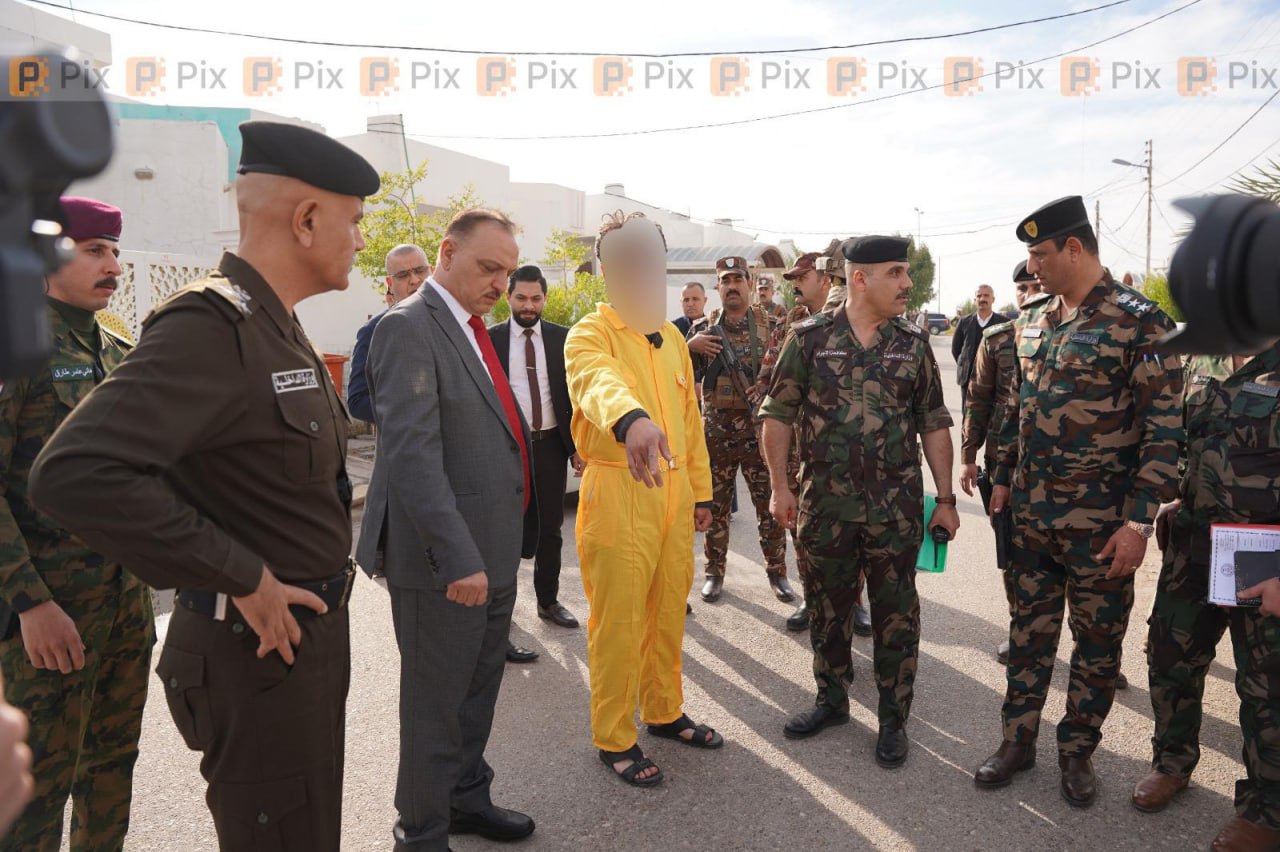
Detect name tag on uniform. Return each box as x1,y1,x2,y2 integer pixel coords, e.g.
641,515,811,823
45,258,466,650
817,349,850,358
1021,328,1043,339
1192,374,1213,385
1243,382,1280,398
884,352,913,362
51,365,94,381
271,369,320,394
1069,332,1100,345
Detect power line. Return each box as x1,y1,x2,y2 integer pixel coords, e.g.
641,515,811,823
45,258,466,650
21,0,1137,58
1156,88,1280,187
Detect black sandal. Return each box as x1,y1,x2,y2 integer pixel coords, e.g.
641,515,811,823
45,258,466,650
646,714,724,749
598,745,664,788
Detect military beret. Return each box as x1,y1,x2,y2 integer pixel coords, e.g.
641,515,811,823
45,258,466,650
715,256,750,278
840,235,910,264
238,121,380,198
1015,195,1091,246
1012,259,1037,283
59,196,121,242
783,252,821,280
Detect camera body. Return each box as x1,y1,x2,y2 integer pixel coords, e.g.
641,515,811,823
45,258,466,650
0,52,115,378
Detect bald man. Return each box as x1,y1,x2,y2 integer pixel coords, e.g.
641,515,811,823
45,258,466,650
31,121,378,851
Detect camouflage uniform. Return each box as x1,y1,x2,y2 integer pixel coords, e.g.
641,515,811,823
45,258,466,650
993,281,1183,757
962,319,1018,611
761,309,952,726
760,300,788,325
1147,345,1280,829
0,299,154,852
755,305,813,581
688,306,787,579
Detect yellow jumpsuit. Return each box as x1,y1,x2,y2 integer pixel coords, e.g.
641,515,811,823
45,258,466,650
565,304,712,753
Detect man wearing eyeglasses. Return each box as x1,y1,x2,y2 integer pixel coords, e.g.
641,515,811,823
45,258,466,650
347,245,431,424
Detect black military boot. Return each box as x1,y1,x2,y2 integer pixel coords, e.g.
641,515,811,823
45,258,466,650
875,724,909,768
783,705,850,740
785,603,808,632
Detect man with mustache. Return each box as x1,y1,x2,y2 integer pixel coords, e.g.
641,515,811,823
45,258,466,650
687,257,792,604
347,244,430,424
953,284,1008,410
0,196,154,851
761,235,958,767
489,265,583,655
755,274,788,324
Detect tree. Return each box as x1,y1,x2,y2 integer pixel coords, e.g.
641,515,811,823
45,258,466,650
1229,158,1280,203
906,238,935,312
1142,271,1185,322
998,302,1018,316
956,297,976,317
540,228,593,285
355,160,487,297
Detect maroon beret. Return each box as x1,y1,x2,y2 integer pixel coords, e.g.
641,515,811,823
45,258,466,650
60,196,122,242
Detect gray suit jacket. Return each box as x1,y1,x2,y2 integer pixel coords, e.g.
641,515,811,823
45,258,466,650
355,285,534,590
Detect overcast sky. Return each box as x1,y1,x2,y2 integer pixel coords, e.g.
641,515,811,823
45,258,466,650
27,0,1280,311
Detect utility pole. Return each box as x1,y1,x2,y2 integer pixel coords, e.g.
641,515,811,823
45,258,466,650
1095,199,1100,235
1144,138,1153,280
936,257,942,314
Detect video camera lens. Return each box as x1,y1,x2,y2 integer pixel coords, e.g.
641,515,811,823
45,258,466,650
1161,193,1280,355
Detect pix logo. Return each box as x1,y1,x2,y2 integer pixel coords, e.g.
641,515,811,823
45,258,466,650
8,56,49,97
360,57,400,96
1178,57,1216,96
710,56,749,96
827,57,867,96
243,57,284,96
943,56,983,96
477,56,517,96
1060,56,1101,96
594,57,633,96
125,57,166,97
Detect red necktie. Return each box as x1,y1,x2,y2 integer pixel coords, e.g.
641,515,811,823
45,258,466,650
467,316,530,512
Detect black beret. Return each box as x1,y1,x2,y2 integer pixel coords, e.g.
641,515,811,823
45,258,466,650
840,235,910,264
1015,195,1091,246
1012,260,1037,283
238,121,380,198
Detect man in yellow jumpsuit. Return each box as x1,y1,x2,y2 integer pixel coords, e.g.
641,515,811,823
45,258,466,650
565,212,718,788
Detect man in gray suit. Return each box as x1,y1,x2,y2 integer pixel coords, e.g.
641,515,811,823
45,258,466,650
356,208,537,851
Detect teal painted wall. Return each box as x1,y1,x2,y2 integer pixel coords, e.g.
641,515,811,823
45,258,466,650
113,103,252,180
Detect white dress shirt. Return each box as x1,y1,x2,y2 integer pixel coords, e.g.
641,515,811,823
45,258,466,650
428,277,491,381
507,318,557,430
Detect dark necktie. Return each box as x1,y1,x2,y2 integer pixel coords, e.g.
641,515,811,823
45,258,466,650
523,328,543,431
467,316,530,512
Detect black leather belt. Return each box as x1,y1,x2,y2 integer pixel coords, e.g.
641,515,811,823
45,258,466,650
531,428,559,442
176,560,356,622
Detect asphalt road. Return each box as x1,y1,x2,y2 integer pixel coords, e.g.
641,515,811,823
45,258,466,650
112,335,1246,851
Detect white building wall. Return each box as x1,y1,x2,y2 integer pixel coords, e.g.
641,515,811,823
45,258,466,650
0,0,111,64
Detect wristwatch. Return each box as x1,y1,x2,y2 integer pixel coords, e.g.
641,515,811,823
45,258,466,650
934,495,957,506
1125,520,1156,539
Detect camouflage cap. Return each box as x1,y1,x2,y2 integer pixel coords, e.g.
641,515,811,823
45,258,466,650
783,252,821,280
715,256,750,278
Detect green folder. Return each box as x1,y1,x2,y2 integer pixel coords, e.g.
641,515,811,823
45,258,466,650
916,495,948,573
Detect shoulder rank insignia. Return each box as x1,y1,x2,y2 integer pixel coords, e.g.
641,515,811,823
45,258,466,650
1113,290,1155,317
982,320,1014,339
891,316,927,338
1021,292,1052,310
794,314,830,334
209,281,254,316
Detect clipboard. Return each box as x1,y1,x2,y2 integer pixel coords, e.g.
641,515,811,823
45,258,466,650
1209,524,1280,607
916,495,949,573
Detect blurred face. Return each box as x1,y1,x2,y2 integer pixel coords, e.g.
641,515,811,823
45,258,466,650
1014,277,1043,308
509,279,546,328
790,268,830,313
436,221,520,316
385,249,429,304
755,277,775,304
717,271,750,313
975,285,995,313
306,194,365,293
681,284,706,319
852,261,912,320
46,237,122,312
600,218,667,334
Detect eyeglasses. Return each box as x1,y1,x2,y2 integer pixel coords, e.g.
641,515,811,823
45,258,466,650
390,265,429,281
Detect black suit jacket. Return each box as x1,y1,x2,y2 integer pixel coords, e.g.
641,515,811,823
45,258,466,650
489,319,576,458
952,311,1009,388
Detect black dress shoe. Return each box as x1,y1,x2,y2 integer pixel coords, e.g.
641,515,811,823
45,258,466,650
996,640,1010,665
1116,671,1129,690
537,603,579,628
450,805,535,841
785,604,809,632
1060,755,1097,807
974,741,1036,788
505,643,539,664
768,574,797,603
686,601,693,615
852,602,872,637
783,705,850,740
701,576,724,602
875,724,909,768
